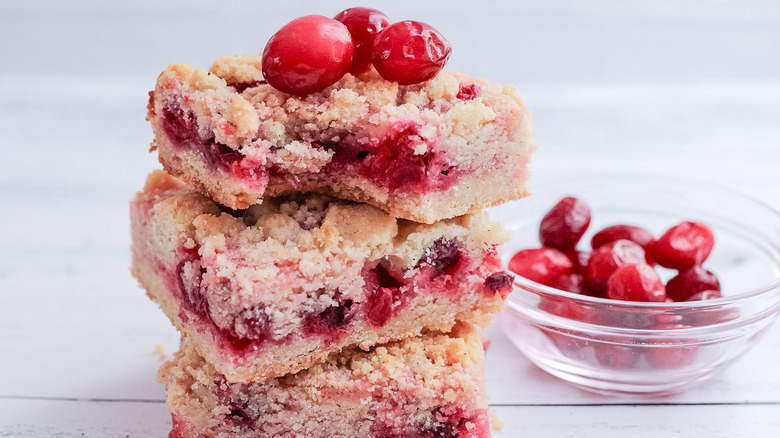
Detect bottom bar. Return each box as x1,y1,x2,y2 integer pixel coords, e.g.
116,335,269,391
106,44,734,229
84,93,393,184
159,324,490,438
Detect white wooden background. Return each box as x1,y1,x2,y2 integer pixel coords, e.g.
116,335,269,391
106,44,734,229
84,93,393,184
1,1,779,436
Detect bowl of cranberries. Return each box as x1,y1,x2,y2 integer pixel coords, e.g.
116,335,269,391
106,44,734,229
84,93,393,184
492,174,780,396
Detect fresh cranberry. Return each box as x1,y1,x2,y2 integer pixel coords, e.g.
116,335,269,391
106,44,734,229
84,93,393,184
606,263,666,302
666,266,721,302
456,83,481,100
261,15,354,95
591,224,654,253
565,249,590,274
372,20,451,85
651,221,715,270
539,197,591,250
585,239,646,295
334,7,391,74
540,297,599,324
594,343,640,369
683,290,740,326
645,324,699,369
686,289,723,301
546,329,592,359
550,273,585,294
508,247,573,286
217,380,258,428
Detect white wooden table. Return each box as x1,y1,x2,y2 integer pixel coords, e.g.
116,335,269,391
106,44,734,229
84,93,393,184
2,1,779,436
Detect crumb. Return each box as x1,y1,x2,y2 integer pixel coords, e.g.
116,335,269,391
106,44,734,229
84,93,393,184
488,408,505,431
155,344,168,360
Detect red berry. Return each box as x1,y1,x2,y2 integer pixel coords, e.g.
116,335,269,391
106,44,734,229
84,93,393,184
550,273,585,294
563,249,590,275
508,248,573,286
684,294,739,327
591,224,654,251
546,329,592,359
372,20,451,85
645,324,699,369
651,221,715,270
540,298,599,323
607,264,666,302
666,266,721,302
686,289,723,301
262,15,354,95
539,197,591,250
334,7,391,75
456,83,482,100
595,343,640,369
585,239,646,294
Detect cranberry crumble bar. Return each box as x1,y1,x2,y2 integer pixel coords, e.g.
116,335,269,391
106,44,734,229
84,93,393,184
147,55,535,223
159,324,490,438
131,170,513,382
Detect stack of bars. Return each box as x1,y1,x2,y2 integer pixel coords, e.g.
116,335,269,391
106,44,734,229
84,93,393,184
131,55,536,438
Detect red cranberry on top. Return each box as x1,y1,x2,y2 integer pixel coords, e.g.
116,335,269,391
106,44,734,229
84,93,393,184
262,15,354,95
334,7,391,75
372,20,451,85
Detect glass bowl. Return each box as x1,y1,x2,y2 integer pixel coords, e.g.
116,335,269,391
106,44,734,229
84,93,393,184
491,173,780,396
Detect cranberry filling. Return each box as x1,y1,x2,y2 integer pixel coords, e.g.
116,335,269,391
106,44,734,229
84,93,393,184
420,418,459,437
367,122,457,193
322,122,461,195
233,306,270,341
171,247,209,320
370,408,486,438
168,414,186,438
484,271,513,297
160,100,265,188
216,378,258,428
226,400,256,428
456,83,481,101
229,80,267,93
304,290,355,339
167,247,265,354
425,408,489,438
424,238,462,276
364,263,407,327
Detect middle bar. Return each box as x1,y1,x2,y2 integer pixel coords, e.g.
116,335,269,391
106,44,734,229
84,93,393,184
131,170,513,382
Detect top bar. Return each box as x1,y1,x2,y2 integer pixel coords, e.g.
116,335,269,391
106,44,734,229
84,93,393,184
147,56,536,223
